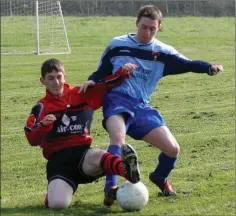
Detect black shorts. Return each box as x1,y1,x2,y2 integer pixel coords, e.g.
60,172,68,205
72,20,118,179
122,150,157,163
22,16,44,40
46,145,101,193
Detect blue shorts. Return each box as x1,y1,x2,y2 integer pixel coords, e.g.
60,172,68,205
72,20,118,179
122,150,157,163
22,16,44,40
102,92,166,140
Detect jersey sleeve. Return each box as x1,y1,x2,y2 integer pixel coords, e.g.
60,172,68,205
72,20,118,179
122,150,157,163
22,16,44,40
88,42,114,82
24,102,53,146
162,53,212,76
83,85,108,110
84,67,129,110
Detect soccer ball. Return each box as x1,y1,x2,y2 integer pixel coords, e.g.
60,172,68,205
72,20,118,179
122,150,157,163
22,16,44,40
116,181,149,211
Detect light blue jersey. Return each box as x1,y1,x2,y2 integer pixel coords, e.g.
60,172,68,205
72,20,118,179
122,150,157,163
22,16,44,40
89,33,211,103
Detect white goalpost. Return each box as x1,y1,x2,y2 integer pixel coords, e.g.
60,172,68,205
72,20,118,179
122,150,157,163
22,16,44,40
1,0,71,55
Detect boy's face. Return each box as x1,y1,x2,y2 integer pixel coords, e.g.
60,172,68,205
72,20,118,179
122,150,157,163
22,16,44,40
40,70,66,96
136,17,160,43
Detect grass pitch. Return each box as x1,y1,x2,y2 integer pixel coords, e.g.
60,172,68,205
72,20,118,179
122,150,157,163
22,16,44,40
1,16,234,216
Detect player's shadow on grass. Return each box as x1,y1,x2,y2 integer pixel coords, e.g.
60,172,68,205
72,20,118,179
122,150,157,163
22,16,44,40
1,202,125,216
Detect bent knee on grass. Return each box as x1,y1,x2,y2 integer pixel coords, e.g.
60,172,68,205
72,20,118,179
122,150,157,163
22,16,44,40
48,197,71,209
48,179,73,209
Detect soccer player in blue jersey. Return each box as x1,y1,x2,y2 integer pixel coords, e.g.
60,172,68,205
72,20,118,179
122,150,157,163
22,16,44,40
79,5,223,206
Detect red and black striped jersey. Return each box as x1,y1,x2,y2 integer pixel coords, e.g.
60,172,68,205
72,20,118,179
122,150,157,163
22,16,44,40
24,67,129,159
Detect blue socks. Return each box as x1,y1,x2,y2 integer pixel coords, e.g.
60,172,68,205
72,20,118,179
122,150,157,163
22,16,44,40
153,152,177,184
104,145,121,192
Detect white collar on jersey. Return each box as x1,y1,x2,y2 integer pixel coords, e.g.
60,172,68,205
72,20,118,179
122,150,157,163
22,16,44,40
128,33,155,46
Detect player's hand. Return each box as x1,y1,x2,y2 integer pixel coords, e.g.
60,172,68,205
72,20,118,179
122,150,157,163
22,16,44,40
78,80,96,93
41,114,56,127
209,64,223,76
122,63,137,78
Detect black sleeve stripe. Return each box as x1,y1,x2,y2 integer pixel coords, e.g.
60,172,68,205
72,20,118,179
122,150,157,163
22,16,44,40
31,103,44,122
24,126,31,133
24,122,41,133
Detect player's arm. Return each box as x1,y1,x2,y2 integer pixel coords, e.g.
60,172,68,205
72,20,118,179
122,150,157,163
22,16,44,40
81,65,133,110
163,54,223,76
79,61,135,93
96,63,133,88
89,45,114,82
24,103,55,146
79,44,115,93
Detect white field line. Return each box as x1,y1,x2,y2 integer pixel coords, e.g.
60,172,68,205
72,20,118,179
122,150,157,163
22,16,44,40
2,112,234,134
2,91,44,98
154,85,233,95
2,149,42,156
2,155,44,164
1,103,235,120
1,130,234,138
1,190,46,203
1,85,233,99
161,103,234,114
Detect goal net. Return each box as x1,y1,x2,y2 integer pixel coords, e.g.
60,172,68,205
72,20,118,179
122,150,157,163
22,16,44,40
1,0,71,55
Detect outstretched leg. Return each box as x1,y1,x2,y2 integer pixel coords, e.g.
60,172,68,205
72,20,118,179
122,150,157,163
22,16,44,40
143,126,179,196
82,144,140,206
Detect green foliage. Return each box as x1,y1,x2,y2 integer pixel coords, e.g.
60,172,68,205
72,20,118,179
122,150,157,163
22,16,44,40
1,17,234,216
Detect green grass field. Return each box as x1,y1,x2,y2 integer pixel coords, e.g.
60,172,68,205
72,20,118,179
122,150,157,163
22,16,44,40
1,17,235,216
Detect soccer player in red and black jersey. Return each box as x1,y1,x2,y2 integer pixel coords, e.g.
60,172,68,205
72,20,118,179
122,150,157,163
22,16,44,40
24,58,140,209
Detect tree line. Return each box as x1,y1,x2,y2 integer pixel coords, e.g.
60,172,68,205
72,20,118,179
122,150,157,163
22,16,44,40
60,0,235,17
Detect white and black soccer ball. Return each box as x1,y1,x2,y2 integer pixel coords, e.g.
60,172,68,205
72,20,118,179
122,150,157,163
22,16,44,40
116,181,149,211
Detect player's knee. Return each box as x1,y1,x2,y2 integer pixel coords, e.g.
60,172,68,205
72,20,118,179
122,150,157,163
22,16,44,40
85,149,104,166
48,196,71,209
162,143,180,158
168,144,180,158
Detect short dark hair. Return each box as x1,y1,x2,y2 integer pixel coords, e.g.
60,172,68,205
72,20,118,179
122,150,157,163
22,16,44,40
137,5,162,24
41,58,64,78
